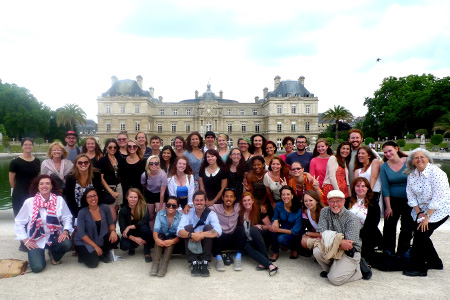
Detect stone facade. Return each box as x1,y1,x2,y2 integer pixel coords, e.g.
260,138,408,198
97,75,319,148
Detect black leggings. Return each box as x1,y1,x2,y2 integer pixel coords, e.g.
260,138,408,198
120,224,153,255
382,196,414,254
236,226,272,268
75,232,119,268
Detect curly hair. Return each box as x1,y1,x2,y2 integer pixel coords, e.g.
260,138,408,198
186,132,204,152
225,148,248,177
349,177,374,208
199,149,226,175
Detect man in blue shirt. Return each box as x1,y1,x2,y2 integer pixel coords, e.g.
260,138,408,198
177,191,221,277
285,135,314,172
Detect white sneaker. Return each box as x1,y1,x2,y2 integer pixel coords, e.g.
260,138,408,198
216,259,225,272
234,258,243,271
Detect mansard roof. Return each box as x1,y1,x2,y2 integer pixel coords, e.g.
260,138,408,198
102,79,150,97
267,80,313,98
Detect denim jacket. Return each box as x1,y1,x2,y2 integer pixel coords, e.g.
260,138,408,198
154,209,182,236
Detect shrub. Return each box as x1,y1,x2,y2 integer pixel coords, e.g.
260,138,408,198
430,134,444,145
415,129,428,137
325,137,335,146
397,139,406,147
34,137,45,146
338,139,344,144
364,137,375,145
406,133,415,139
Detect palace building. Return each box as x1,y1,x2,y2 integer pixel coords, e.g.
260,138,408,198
97,75,319,148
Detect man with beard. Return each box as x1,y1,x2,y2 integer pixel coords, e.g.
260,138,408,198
285,135,314,172
64,131,81,163
348,129,381,184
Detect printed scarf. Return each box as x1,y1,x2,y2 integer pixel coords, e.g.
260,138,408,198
29,193,61,246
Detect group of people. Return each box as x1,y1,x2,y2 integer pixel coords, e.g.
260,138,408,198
10,129,450,284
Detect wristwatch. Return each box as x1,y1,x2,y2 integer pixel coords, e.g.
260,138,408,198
188,232,192,239
425,212,432,218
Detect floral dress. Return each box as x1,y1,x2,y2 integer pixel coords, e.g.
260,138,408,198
322,165,349,203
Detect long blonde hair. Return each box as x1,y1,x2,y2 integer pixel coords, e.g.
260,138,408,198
126,188,147,221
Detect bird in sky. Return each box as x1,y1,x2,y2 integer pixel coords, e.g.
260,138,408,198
376,58,382,62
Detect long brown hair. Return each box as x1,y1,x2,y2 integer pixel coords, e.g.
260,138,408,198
72,154,94,185
126,188,147,221
168,156,193,183
82,137,103,160
354,146,375,172
336,141,351,168
127,139,143,160
239,192,260,226
312,138,334,157
268,155,290,179
304,190,325,222
349,177,373,208
382,141,408,162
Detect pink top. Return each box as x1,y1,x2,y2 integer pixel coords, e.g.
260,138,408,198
309,157,329,188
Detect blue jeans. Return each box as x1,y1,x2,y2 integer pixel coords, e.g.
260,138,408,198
28,237,72,273
271,232,298,254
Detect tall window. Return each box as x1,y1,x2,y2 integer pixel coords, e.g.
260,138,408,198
157,124,162,133
135,105,140,113
305,121,310,132
306,105,310,114
255,123,260,133
106,122,111,131
277,122,282,132
277,138,282,149
291,122,296,132
173,109,178,116
106,105,110,114
240,110,244,116
135,121,140,131
291,105,296,114
185,123,190,132
277,105,282,114
253,109,258,116
186,109,191,116
120,122,126,131
206,122,212,131
171,124,176,132
242,123,246,133
228,139,233,148
227,109,231,116
160,109,165,116
120,105,125,114
227,124,232,132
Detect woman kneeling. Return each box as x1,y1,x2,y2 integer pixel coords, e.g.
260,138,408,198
119,188,153,262
151,196,182,277
74,188,119,268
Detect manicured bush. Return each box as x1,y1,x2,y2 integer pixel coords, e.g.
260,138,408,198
406,134,415,139
415,129,428,137
430,134,444,145
364,137,375,145
397,139,406,147
34,137,45,146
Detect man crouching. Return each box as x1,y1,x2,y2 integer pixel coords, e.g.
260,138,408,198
313,190,362,285
177,191,222,277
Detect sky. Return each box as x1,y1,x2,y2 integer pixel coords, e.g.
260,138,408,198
1,0,449,121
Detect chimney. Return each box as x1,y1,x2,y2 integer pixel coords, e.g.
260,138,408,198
111,75,118,86
274,76,281,90
158,96,163,103
255,96,260,103
219,90,223,99
149,87,154,98
263,87,268,98
298,76,305,85
195,90,199,99
136,75,143,89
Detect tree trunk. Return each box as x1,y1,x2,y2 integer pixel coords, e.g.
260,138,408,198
335,120,339,144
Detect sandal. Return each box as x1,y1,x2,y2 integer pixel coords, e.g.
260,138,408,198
269,266,279,276
269,254,279,262
256,265,268,271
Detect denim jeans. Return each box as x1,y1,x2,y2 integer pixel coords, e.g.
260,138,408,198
271,232,298,253
28,237,72,273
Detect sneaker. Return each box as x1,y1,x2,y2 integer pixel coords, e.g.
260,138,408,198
234,258,243,271
191,262,201,277
216,259,225,272
223,253,233,266
200,262,210,277
99,254,112,263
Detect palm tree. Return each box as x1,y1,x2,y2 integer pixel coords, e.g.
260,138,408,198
56,104,87,130
322,105,354,143
433,112,450,136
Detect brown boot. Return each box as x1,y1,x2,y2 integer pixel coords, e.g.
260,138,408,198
150,245,163,276
157,245,174,277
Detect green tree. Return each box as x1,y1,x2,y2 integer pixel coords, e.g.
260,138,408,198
430,134,443,145
321,105,354,143
56,104,87,130
363,74,450,138
433,113,450,136
0,80,52,140
364,137,375,145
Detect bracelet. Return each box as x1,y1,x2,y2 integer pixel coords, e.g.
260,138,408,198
24,239,29,245
426,212,432,218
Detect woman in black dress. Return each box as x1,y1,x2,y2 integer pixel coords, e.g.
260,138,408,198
9,137,40,216
225,148,248,202
199,149,228,206
119,139,145,206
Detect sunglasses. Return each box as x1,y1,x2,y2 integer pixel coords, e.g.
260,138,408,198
166,203,178,209
117,138,127,142
86,194,98,199
77,161,90,166
127,145,138,149
107,146,117,150
148,162,160,166
291,167,303,171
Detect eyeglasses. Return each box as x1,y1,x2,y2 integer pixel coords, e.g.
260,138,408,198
166,203,178,209
117,138,127,142
66,137,76,140
127,145,138,149
86,194,98,199
291,167,303,171
107,146,117,150
148,162,160,166
329,199,344,205
51,149,62,152
77,161,90,166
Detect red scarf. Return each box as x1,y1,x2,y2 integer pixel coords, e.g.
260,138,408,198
29,193,61,246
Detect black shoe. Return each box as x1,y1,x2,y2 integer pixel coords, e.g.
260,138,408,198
128,249,135,256
200,262,210,277
427,261,443,270
223,253,233,266
320,271,328,278
145,255,152,263
191,263,201,277
99,255,112,263
269,266,278,276
403,270,427,277
78,256,83,264
18,242,28,253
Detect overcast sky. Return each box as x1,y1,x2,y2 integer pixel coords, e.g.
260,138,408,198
1,0,449,121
